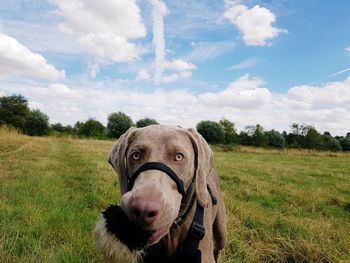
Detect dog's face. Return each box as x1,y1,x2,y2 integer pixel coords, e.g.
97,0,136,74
108,125,212,245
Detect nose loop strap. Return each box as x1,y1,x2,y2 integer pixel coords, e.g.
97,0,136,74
127,162,185,196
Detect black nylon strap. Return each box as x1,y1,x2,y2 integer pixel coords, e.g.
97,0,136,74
174,202,205,263
128,162,185,196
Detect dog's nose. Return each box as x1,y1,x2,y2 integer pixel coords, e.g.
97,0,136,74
127,198,161,226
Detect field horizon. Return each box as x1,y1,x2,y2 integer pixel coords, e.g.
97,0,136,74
1,128,350,262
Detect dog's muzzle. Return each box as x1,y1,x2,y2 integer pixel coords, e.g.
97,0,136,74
127,162,186,196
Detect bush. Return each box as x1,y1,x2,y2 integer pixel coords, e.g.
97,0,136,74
107,112,133,138
196,121,225,144
340,138,350,151
136,118,159,128
251,124,268,147
24,109,50,136
51,123,73,134
0,94,29,132
77,119,105,138
267,130,285,149
219,118,238,144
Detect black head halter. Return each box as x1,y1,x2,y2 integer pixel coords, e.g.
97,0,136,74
127,162,185,196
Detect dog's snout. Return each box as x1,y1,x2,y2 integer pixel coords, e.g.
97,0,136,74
128,197,162,226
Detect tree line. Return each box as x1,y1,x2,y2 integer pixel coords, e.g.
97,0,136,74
1,94,349,152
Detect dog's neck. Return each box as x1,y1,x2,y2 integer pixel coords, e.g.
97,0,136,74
142,200,197,261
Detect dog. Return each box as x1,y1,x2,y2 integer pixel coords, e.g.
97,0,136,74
94,125,226,262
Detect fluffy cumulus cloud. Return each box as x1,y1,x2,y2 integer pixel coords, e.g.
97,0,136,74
224,1,286,46
287,77,350,106
48,0,146,63
346,47,350,55
199,75,271,109
0,33,65,80
137,69,151,80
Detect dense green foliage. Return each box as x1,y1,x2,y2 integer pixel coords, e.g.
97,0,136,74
51,123,73,134
107,112,133,138
76,119,105,138
196,120,225,144
219,118,238,144
135,117,159,128
1,93,350,151
24,109,50,136
0,94,29,132
1,129,349,262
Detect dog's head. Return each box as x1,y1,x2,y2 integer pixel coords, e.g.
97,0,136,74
108,125,212,245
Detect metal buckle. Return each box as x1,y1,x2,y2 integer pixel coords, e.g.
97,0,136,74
190,222,205,240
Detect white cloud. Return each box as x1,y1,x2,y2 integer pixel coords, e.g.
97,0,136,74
3,75,350,136
346,47,350,55
151,0,168,84
164,59,197,71
137,69,151,80
224,2,286,46
48,0,146,63
78,32,139,62
199,75,271,109
150,0,196,84
0,32,65,80
88,63,100,78
227,57,260,70
186,41,236,62
288,77,350,106
162,71,192,84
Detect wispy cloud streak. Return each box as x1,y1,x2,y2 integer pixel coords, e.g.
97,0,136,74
151,0,168,85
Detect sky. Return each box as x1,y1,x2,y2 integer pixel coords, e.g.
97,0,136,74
0,0,350,135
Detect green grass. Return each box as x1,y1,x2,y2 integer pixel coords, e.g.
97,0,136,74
1,128,350,262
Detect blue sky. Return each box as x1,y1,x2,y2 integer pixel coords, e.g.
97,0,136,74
0,0,349,135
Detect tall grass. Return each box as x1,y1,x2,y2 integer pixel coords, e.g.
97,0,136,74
1,128,349,262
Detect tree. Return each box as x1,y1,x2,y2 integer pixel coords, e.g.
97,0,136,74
73,121,83,134
238,131,251,146
266,130,285,149
107,112,133,138
251,124,268,147
219,118,238,144
51,123,73,134
24,109,49,136
196,121,225,144
305,128,324,150
325,137,341,152
136,117,159,128
77,118,105,138
0,94,29,132
340,138,350,151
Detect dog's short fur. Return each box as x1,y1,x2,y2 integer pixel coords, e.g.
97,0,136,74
94,125,227,262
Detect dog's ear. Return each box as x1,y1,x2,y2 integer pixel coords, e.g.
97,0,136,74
186,128,213,207
108,128,136,194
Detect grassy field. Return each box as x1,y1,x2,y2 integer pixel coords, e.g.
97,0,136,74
1,128,350,262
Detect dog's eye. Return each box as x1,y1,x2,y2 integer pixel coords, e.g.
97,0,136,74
131,152,141,161
175,153,184,161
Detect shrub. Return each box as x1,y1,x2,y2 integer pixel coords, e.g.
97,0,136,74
51,123,73,134
24,109,50,136
0,94,29,132
77,119,105,138
267,130,285,149
196,121,225,144
340,138,350,151
219,118,238,144
136,118,159,128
